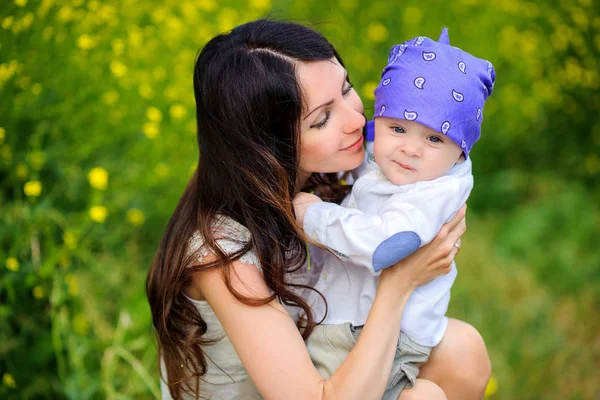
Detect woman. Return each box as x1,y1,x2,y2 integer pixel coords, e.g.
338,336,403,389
146,19,490,400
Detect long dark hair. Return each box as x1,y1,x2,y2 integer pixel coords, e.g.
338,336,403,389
146,19,351,399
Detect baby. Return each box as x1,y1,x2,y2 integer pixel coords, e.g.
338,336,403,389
296,29,495,399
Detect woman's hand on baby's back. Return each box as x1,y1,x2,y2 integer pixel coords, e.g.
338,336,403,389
292,192,322,226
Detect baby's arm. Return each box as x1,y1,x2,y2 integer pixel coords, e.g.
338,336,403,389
299,178,471,275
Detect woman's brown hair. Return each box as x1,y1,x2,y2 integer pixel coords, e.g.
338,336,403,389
146,19,353,399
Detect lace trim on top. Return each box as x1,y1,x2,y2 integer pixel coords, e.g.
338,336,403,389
188,216,261,270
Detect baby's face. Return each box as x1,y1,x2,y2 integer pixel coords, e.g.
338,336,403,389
373,117,464,185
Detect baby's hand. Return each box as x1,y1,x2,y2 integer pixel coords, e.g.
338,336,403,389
292,192,322,227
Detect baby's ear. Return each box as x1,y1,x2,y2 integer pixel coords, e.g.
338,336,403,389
456,154,466,164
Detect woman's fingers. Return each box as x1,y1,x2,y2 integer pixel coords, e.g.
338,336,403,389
445,216,466,248
433,204,467,242
446,204,467,233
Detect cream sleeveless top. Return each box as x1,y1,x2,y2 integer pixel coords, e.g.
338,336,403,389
160,217,322,399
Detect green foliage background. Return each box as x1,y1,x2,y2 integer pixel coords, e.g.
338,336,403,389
1,0,599,398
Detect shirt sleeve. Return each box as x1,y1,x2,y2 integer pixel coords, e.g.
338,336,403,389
303,176,472,275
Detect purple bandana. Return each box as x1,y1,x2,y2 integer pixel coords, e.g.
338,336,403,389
371,28,496,158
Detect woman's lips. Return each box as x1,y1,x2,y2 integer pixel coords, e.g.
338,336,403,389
341,135,364,151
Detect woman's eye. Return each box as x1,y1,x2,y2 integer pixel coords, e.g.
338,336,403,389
428,136,443,143
393,126,405,134
342,83,354,96
311,111,331,129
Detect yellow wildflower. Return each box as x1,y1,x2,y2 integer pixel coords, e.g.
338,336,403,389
339,0,358,10
126,208,145,226
361,81,378,101
65,274,79,296
250,0,271,10
142,122,160,139
73,313,90,335
146,107,162,122
14,0,27,7
155,163,169,177
217,8,238,33
403,6,423,24
170,104,187,119
0,127,4,143
139,84,154,99
5,257,19,272
153,67,166,81
1,145,12,162
198,0,217,11
87,0,99,10
111,39,124,55
2,373,16,388
89,205,108,223
63,231,77,249
87,167,108,190
186,120,196,135
42,26,53,41
33,286,44,299
2,16,14,30
21,12,33,29
32,83,42,95
484,374,498,398
103,90,119,105
164,86,178,101
27,151,46,169
77,34,96,50
366,23,388,43
110,60,127,78
57,6,73,22
24,180,42,197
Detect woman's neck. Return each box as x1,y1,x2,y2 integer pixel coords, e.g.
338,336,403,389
297,170,311,190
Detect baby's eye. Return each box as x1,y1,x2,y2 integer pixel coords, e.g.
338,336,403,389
393,126,405,134
428,135,443,143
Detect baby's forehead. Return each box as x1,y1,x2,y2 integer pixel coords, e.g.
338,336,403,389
378,117,441,135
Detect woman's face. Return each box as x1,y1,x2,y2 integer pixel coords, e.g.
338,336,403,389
297,58,365,179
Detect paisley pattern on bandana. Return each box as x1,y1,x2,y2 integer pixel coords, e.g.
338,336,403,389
422,51,436,61
373,28,496,158
403,110,418,121
452,89,464,102
414,77,425,89
441,121,451,134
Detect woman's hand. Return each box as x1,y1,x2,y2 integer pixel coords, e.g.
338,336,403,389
380,204,467,293
292,192,322,226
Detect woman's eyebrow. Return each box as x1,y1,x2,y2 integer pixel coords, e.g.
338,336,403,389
303,70,348,121
303,100,334,120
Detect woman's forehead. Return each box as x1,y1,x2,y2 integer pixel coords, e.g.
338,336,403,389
297,58,346,107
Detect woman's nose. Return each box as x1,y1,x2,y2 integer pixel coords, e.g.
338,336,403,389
343,100,365,134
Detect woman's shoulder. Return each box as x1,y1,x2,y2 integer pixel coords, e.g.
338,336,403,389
188,215,261,270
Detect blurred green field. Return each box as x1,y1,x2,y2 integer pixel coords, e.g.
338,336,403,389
1,0,599,399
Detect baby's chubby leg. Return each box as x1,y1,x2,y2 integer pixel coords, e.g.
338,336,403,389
419,318,491,400
398,379,447,400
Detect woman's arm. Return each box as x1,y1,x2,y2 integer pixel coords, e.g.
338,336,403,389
196,261,410,400
194,206,466,400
